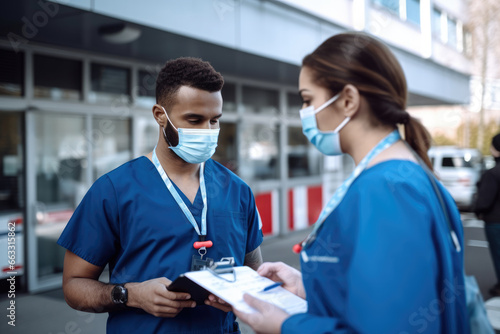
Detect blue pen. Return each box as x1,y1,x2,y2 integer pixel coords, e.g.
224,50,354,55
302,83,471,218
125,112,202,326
262,282,283,292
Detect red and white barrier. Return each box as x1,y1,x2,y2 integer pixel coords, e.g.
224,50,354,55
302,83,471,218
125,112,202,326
255,185,323,236
288,185,323,231
255,190,279,236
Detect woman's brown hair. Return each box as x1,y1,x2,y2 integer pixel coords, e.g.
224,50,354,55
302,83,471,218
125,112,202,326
302,32,433,170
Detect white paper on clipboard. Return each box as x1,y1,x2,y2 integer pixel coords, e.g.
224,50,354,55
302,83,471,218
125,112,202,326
184,266,308,314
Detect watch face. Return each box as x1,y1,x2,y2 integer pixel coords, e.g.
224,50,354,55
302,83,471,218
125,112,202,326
112,285,127,304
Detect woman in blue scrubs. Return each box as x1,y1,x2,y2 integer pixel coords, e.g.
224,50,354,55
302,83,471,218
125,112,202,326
235,32,469,333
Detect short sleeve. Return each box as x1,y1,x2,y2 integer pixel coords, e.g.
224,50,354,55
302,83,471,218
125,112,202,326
245,186,263,254
57,175,119,267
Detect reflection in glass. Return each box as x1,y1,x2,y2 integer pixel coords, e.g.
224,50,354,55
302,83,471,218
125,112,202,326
0,49,24,97
136,117,159,156
287,92,302,117
242,86,279,114
34,54,82,101
432,8,442,39
406,0,420,26
372,0,399,13
34,114,87,277
212,122,237,173
447,18,457,49
240,122,279,181
92,117,131,180
90,63,130,103
288,127,321,178
0,113,24,213
222,83,236,112
136,70,157,108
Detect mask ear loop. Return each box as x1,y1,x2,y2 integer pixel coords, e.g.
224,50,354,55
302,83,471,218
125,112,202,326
333,116,351,133
314,92,342,115
159,106,178,131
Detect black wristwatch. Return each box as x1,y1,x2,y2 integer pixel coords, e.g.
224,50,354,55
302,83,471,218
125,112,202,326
111,284,128,306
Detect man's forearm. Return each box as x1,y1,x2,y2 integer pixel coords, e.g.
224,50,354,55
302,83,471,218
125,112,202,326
63,277,121,313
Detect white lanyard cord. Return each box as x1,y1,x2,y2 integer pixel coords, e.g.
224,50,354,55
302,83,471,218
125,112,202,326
152,148,208,237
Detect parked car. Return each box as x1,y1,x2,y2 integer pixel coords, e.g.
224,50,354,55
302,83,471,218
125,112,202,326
428,146,483,211
483,155,496,170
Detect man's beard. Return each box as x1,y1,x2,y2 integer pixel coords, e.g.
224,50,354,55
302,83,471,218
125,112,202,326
163,120,179,147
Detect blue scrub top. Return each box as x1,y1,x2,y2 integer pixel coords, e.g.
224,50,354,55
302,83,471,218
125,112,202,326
58,156,263,334
282,160,469,334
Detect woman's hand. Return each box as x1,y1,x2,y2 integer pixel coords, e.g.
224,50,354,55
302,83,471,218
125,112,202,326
257,262,306,299
233,294,289,334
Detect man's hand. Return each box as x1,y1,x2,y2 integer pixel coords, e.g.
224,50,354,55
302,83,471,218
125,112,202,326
204,294,232,312
127,277,196,317
257,262,306,299
233,294,289,334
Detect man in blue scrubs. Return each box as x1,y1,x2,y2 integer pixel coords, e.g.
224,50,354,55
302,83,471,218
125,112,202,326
58,57,263,334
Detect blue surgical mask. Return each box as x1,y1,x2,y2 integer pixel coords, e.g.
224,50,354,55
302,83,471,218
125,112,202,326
300,93,351,156
160,106,220,164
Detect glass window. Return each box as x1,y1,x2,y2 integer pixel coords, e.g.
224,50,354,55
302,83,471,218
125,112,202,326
287,92,302,117
34,54,82,101
447,18,457,49
406,0,420,26
432,8,442,39
34,113,87,278
463,29,473,57
0,112,24,214
222,83,236,112
288,126,321,178
136,70,157,108
212,122,238,173
92,117,131,180
240,122,279,181
0,49,24,97
136,117,159,156
372,0,399,13
442,156,481,169
242,86,279,115
90,63,130,103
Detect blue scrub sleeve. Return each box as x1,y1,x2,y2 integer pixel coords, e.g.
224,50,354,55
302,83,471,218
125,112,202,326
282,313,346,334
245,187,264,254
57,175,120,267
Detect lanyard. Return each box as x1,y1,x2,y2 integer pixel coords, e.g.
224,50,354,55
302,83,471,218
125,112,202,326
152,148,212,254
295,130,401,254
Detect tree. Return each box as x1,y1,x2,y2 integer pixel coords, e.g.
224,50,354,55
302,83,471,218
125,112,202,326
457,121,500,155
467,0,500,151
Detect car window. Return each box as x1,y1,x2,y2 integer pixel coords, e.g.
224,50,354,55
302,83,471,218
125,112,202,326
441,156,480,168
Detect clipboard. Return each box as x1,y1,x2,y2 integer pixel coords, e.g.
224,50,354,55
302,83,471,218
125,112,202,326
167,274,210,305
169,266,308,314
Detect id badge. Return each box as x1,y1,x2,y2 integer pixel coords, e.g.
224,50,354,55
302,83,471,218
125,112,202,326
191,254,214,271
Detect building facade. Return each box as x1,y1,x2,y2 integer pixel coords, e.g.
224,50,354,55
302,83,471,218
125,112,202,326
0,0,471,292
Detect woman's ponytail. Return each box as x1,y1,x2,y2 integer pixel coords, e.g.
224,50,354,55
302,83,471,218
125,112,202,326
404,116,433,170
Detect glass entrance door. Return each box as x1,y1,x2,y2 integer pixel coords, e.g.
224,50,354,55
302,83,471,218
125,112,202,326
0,112,25,285
26,112,88,291
25,111,131,291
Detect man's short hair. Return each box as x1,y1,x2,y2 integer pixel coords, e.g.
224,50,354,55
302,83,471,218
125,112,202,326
155,57,224,110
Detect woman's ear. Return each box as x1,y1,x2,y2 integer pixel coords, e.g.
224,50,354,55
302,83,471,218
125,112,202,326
152,104,167,127
340,84,360,118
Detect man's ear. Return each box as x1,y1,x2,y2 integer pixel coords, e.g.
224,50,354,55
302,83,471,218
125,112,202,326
340,84,360,118
152,104,167,127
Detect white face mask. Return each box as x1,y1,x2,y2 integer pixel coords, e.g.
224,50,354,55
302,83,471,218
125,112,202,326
160,106,220,164
300,93,351,156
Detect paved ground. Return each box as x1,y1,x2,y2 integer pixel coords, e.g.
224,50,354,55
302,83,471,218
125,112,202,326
2,215,500,333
